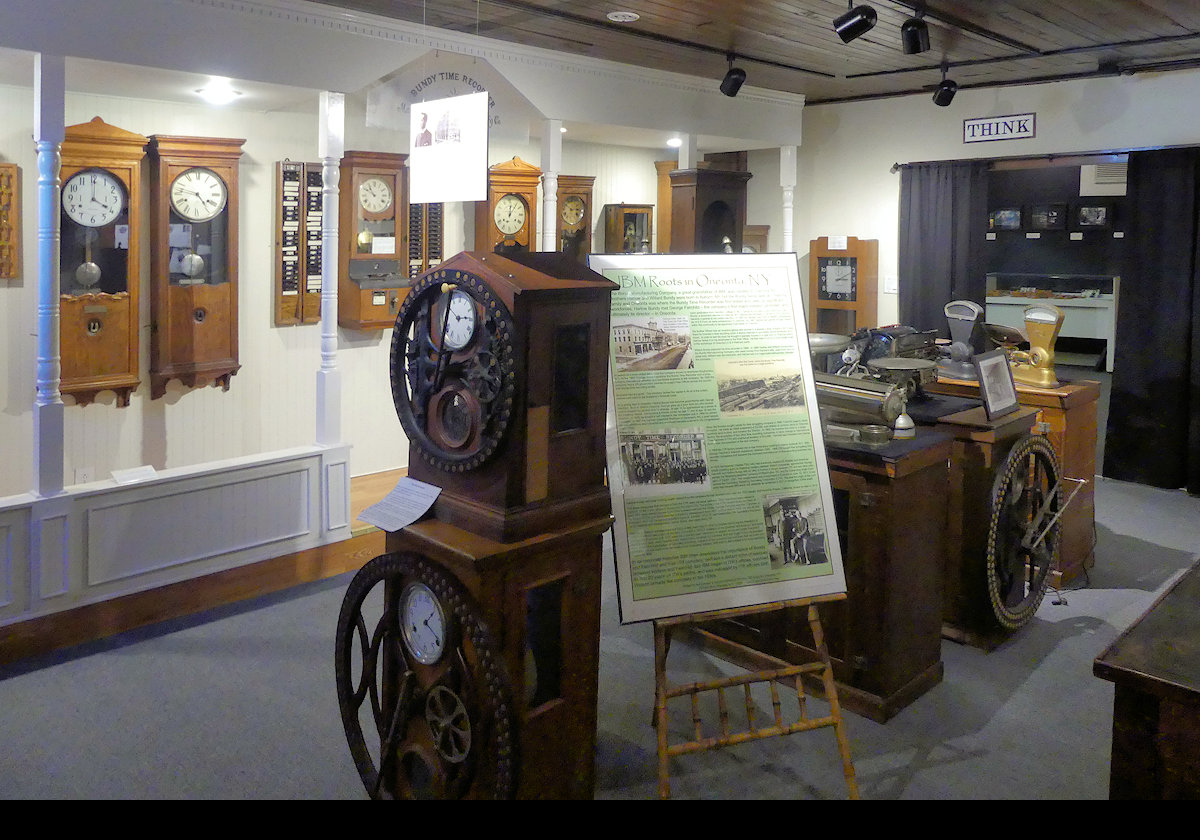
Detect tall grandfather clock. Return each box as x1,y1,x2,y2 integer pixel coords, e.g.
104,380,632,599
147,134,245,398
58,117,147,406
475,157,540,254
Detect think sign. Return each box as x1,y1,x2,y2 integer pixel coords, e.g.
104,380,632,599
963,113,1036,143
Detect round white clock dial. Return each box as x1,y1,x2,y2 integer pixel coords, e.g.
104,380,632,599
358,177,393,215
170,167,228,223
561,196,585,226
400,582,447,665
62,169,125,228
493,194,527,236
440,288,477,351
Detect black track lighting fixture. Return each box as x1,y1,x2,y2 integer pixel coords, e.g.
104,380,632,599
901,10,930,55
720,52,746,97
833,2,877,44
932,62,957,106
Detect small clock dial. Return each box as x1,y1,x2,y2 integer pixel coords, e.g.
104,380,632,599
358,177,393,215
400,581,447,665
170,167,228,223
493,194,527,236
439,288,477,351
561,196,586,227
62,169,125,228
391,268,517,472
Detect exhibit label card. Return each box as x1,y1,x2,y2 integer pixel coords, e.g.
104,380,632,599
590,253,846,624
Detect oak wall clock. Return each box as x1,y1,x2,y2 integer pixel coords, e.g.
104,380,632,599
147,134,245,399
59,117,147,407
555,174,594,263
338,150,409,330
474,157,540,255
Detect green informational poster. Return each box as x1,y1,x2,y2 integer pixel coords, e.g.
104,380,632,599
589,253,846,623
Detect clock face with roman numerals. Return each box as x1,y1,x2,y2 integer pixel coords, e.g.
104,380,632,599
169,167,228,223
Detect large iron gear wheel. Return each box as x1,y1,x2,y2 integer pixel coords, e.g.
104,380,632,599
334,552,518,799
985,434,1062,631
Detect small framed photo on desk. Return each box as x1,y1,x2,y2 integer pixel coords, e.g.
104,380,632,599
974,349,1020,420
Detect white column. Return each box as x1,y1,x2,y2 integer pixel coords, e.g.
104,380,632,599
540,119,563,252
33,54,65,497
315,91,344,446
780,145,797,254
677,134,699,170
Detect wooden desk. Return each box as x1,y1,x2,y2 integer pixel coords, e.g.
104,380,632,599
689,427,953,722
927,376,1098,586
1094,560,1200,799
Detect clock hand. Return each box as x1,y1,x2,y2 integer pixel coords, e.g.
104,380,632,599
432,283,457,393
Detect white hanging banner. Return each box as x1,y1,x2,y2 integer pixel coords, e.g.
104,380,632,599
408,91,489,204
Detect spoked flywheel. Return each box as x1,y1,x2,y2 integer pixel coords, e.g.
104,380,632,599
985,434,1062,631
334,552,518,799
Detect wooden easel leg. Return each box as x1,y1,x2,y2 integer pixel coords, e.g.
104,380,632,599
654,620,672,799
808,604,860,800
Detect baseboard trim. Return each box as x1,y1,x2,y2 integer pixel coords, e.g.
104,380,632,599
0,528,384,667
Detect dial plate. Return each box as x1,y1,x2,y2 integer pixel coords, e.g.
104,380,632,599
170,167,228,222
63,169,125,228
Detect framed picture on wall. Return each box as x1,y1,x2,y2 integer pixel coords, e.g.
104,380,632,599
1073,202,1113,229
974,349,1020,420
1028,203,1067,231
989,207,1022,231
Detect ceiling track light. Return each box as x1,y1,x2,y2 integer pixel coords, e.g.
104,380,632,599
932,62,957,107
833,2,878,44
901,10,930,55
720,52,746,97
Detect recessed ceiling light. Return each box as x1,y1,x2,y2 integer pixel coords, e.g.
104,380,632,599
607,11,640,23
195,77,242,106
667,137,682,148
560,126,567,133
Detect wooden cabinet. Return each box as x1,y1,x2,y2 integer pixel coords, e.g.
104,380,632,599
1094,559,1200,799
933,405,1039,647
808,236,878,335
928,377,1098,587
385,515,611,799
602,203,652,253
692,428,953,722
668,167,751,253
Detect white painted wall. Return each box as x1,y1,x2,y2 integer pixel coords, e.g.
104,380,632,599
792,68,1200,326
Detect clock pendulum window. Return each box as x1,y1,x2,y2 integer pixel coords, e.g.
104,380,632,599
58,117,148,407
334,250,620,799
147,135,245,399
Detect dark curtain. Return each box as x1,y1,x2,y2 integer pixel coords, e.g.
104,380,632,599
898,160,989,337
1103,148,1200,494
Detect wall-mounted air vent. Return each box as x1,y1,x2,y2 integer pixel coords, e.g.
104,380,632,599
1080,161,1127,196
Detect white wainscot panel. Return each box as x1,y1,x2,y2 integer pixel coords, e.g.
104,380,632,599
86,467,312,586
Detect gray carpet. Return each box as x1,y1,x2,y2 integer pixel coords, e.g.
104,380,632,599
1,473,1196,799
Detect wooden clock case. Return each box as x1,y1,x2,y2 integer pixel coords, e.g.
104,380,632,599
59,117,147,406
403,250,618,542
338,150,409,330
669,167,752,253
147,134,245,399
808,236,879,335
474,157,540,254
555,174,594,262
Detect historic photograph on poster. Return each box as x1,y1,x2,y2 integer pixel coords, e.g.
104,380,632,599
591,252,846,623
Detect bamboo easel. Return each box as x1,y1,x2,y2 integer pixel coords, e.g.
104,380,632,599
653,594,859,799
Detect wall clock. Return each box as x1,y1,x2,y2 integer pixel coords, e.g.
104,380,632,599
148,134,245,399
58,117,147,407
474,157,540,255
808,236,878,335
555,174,594,263
338,150,408,330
